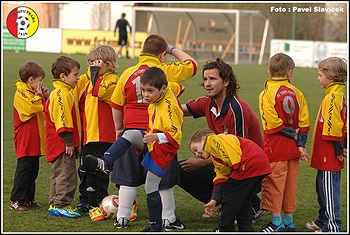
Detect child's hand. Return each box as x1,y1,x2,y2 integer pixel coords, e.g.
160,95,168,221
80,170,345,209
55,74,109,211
203,200,219,218
91,60,104,67
298,146,309,161
337,148,347,161
65,145,75,157
42,86,50,99
143,133,158,144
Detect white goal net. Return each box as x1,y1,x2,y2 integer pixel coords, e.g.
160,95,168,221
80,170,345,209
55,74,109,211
131,6,273,65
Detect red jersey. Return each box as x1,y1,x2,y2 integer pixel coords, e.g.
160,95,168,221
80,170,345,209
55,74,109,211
45,79,80,162
310,83,347,171
13,79,46,159
110,53,197,130
186,95,264,148
259,78,310,162
203,134,271,183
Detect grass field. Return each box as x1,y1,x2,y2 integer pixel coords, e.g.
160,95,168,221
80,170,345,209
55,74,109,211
1,50,348,233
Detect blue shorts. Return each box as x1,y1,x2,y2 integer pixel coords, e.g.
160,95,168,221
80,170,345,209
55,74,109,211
110,144,179,189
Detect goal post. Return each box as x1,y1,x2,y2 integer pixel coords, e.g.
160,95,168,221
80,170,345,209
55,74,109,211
131,6,273,65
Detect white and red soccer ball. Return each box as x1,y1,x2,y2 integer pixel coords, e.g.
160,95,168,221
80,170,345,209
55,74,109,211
99,195,119,219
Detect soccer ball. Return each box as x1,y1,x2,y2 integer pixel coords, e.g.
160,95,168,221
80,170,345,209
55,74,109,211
16,16,30,31
99,195,119,219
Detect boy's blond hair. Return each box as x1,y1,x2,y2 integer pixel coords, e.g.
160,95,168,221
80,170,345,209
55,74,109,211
318,57,347,83
88,45,118,74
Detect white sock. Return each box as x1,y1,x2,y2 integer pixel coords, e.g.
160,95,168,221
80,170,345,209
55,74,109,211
117,185,137,220
160,187,176,224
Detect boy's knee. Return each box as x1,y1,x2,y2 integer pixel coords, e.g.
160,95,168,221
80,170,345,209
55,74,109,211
122,130,143,149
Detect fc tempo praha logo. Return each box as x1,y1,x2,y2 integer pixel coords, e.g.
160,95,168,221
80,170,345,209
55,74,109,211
7,6,39,39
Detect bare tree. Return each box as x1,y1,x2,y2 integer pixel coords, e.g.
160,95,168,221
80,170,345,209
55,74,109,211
91,3,111,30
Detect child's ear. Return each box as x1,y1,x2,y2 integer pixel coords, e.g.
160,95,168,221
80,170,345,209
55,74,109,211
59,72,66,80
161,84,167,91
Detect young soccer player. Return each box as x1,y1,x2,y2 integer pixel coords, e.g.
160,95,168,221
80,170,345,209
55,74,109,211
73,45,119,221
306,57,347,232
88,34,197,230
85,67,184,232
10,61,49,211
258,52,310,232
188,129,271,232
45,56,81,218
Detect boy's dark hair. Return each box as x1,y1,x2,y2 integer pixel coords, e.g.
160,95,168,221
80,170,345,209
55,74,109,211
201,58,240,96
268,53,295,78
140,67,167,90
19,61,45,82
51,56,80,78
142,34,168,56
189,128,214,145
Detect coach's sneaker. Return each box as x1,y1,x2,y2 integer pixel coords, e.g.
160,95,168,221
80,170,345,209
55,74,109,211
129,200,138,222
89,207,105,221
85,155,111,178
285,222,296,232
306,221,321,230
259,222,286,232
10,200,28,211
114,217,129,229
163,218,186,231
27,200,43,209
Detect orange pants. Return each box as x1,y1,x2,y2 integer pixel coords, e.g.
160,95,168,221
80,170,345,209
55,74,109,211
261,158,299,213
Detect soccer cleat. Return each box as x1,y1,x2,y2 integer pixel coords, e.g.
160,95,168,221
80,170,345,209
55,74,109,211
89,207,105,221
74,201,90,216
306,221,321,230
253,209,266,223
48,204,57,216
285,222,296,232
27,200,43,209
202,205,221,218
163,218,186,231
314,229,323,233
10,200,28,211
114,217,129,229
259,222,286,232
49,206,81,218
129,200,138,222
85,155,111,178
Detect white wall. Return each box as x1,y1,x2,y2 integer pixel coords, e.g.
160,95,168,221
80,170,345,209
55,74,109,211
59,2,134,31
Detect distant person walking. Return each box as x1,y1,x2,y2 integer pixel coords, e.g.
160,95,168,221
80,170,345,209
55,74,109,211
114,13,132,59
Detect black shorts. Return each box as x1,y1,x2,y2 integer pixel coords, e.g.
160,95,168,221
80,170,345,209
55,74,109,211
118,33,128,46
111,145,179,190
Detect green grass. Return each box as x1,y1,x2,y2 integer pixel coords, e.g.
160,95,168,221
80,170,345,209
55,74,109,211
1,50,348,233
